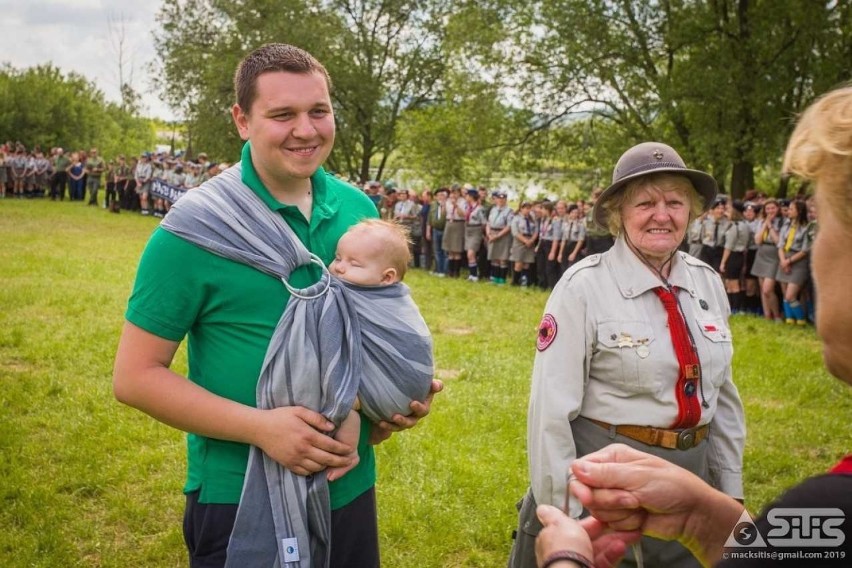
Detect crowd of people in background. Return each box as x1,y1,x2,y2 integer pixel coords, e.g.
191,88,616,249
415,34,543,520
368,180,817,325
0,142,227,216
2,141,816,325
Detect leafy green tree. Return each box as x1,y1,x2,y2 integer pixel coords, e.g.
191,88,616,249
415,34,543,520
153,0,449,180
0,64,154,157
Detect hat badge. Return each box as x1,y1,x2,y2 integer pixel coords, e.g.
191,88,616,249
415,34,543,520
653,149,664,160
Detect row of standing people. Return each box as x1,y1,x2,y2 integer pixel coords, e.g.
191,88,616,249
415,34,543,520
688,196,816,325
0,143,223,215
374,183,617,288
370,178,817,327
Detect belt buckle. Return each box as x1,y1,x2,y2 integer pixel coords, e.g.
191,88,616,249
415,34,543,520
676,428,697,450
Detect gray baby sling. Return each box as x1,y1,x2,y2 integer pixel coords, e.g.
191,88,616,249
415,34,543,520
160,164,433,567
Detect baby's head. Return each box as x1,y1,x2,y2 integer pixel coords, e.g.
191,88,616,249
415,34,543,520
331,219,411,286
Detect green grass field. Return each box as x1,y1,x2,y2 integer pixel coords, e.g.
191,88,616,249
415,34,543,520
1,199,850,567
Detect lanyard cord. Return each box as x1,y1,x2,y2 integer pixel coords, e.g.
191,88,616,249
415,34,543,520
623,232,710,410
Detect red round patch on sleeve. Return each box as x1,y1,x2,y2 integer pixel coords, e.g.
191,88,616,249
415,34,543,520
536,313,557,351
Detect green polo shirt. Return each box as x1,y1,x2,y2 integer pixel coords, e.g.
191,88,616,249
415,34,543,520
125,142,378,506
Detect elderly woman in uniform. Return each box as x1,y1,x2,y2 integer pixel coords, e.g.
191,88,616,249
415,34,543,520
510,201,538,286
776,199,812,325
508,142,745,568
486,190,514,284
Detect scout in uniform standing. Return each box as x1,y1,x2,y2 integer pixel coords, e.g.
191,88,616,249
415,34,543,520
442,184,467,278
486,190,513,284
557,203,586,274
719,200,751,314
509,201,537,286
463,187,488,281
699,197,729,272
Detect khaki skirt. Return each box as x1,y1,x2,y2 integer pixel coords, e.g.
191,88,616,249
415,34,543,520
442,221,465,253
510,237,535,264
751,243,779,279
775,251,810,286
488,233,512,261
464,225,484,251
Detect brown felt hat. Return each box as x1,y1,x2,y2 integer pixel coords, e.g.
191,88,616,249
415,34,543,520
593,142,718,229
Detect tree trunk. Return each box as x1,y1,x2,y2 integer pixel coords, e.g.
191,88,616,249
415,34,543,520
730,160,753,200
777,174,789,199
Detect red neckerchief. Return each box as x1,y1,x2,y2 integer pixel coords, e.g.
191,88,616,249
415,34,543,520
830,455,852,474
653,286,702,428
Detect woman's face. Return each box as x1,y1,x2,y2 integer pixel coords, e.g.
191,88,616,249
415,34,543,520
764,202,778,218
621,185,691,263
787,202,799,219
812,190,852,384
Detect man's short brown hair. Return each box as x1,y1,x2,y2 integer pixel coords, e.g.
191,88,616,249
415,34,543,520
234,43,332,113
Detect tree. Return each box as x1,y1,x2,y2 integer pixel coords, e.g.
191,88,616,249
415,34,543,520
153,0,449,178
0,64,154,158
496,0,851,197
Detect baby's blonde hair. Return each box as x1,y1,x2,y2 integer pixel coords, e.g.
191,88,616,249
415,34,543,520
348,219,412,281
783,85,852,231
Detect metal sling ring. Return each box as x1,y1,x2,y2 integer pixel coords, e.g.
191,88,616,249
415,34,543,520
281,253,332,300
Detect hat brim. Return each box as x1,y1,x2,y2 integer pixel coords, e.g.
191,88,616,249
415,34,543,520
592,167,718,230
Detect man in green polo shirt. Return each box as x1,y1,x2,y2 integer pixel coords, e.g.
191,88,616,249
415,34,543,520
113,43,439,568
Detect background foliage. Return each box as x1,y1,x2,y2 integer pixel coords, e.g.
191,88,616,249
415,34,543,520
1,200,850,566
0,64,155,159
151,0,851,196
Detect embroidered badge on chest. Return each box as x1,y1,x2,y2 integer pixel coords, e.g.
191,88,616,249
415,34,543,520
537,314,557,351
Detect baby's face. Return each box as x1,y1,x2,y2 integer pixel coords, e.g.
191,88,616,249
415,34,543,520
331,229,395,286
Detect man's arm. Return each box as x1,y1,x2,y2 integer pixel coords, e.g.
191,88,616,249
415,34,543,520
113,321,354,476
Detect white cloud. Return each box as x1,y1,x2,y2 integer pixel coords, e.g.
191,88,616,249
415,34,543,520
0,0,176,120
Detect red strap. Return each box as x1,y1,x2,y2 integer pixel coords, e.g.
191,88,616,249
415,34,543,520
653,287,702,428
830,455,852,474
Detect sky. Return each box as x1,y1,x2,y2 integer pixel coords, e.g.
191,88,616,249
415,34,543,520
0,0,176,121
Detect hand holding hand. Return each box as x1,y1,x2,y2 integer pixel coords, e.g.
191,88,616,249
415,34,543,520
568,444,743,565
536,505,640,568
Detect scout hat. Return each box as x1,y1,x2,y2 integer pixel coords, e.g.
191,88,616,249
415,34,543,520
593,142,718,229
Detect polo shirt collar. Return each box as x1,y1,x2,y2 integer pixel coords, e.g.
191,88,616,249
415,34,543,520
609,235,694,299
239,141,339,224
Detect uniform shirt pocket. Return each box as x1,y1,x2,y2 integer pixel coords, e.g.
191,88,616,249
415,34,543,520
594,321,659,393
695,318,733,387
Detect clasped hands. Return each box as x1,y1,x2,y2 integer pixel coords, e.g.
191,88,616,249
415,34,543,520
535,444,744,568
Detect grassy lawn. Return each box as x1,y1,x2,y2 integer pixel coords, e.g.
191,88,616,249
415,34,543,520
1,199,850,567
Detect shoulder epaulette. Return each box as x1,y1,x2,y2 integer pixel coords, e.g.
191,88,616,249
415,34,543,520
562,253,602,283
680,252,716,273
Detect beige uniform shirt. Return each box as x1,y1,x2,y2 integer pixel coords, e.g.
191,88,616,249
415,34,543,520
528,237,745,516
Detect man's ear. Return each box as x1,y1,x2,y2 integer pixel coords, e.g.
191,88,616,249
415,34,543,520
381,268,398,285
231,104,250,140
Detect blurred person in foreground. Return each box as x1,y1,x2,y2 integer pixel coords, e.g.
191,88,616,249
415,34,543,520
510,141,745,568
533,85,852,568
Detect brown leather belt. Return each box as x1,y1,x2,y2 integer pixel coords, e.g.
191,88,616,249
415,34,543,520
586,418,709,451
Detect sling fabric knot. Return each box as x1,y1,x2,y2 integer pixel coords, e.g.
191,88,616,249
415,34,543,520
161,164,433,567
